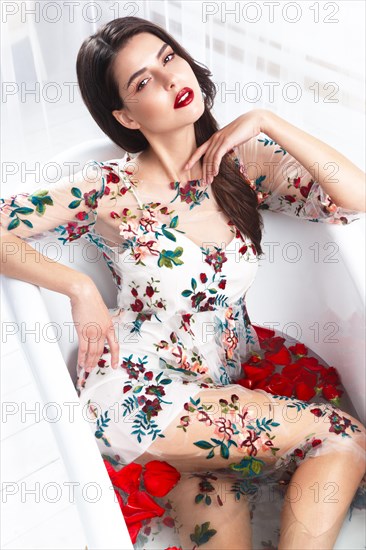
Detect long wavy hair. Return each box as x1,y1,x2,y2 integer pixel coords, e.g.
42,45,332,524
76,16,264,256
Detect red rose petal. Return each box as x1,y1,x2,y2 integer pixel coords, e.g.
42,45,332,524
122,490,165,524
143,460,181,497
252,325,275,340
295,381,316,401
104,460,142,494
296,356,323,371
265,345,292,365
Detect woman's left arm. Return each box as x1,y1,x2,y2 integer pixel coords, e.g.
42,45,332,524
260,110,366,211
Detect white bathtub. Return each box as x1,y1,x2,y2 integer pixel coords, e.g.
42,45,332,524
2,138,365,549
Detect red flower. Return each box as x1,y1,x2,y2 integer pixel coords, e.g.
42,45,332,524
312,439,322,447
300,180,315,198
281,363,302,380
261,336,286,353
310,407,323,417
264,345,292,365
131,299,144,312
292,370,318,388
105,459,182,545
104,460,142,494
322,366,341,386
284,195,297,203
239,328,343,405
322,384,343,403
252,325,275,341
165,547,182,550
200,273,208,283
242,358,275,379
105,169,121,184
295,381,316,401
162,516,175,527
128,521,143,544
235,377,257,390
75,211,88,221
122,490,165,524
145,285,154,297
288,342,308,356
296,356,323,371
143,460,181,497
265,374,294,397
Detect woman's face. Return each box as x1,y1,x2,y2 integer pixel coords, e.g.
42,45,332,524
112,32,205,136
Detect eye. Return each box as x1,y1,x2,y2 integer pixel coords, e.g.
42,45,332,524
136,52,175,92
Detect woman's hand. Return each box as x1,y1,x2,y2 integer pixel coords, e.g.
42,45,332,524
185,109,267,184
70,283,120,373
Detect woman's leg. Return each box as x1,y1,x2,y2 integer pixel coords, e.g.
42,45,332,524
278,449,365,548
137,385,366,549
168,472,252,550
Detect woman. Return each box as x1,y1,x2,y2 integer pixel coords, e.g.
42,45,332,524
1,16,365,550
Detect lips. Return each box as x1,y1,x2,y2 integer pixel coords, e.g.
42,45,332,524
174,87,194,109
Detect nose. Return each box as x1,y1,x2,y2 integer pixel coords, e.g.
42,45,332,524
161,70,177,91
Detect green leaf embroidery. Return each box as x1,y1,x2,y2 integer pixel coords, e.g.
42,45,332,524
29,191,54,213
170,215,179,228
8,218,20,230
194,440,214,450
22,219,34,228
12,207,34,215
68,199,82,209
157,247,184,268
190,522,217,546
220,442,229,459
208,288,218,294
161,225,176,242
71,187,83,198
181,289,193,297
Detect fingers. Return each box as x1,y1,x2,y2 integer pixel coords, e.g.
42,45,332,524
78,323,120,373
107,324,120,369
78,340,88,371
185,136,230,185
83,340,105,373
184,141,210,173
202,138,225,184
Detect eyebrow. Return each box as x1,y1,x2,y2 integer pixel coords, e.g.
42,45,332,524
126,43,170,89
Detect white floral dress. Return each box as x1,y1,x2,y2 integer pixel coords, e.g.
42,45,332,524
1,133,365,549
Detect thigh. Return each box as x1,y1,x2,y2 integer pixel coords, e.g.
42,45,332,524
136,384,366,475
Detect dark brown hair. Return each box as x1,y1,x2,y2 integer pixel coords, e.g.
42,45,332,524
76,16,264,256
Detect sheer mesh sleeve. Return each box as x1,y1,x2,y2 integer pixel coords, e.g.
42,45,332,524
0,160,115,245
233,133,363,225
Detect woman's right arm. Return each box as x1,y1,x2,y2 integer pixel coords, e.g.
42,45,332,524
0,159,122,371
0,225,93,298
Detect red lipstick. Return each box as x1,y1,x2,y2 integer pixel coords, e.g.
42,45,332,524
174,87,194,109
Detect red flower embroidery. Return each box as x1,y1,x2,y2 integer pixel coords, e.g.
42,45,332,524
75,211,88,221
